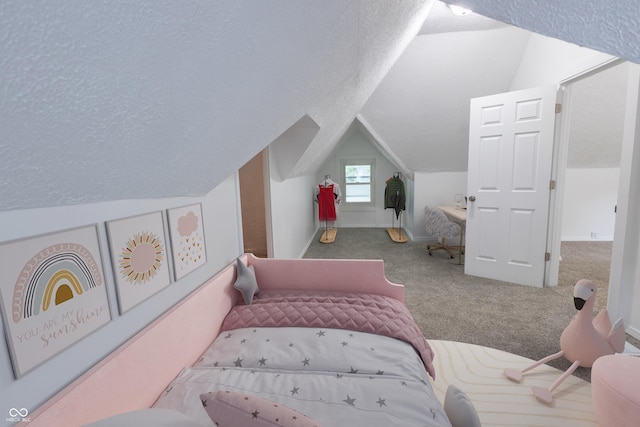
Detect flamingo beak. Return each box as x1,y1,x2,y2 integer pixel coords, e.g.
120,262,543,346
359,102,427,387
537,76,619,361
573,280,595,310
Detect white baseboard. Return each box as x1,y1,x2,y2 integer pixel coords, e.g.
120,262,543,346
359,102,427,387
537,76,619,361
297,226,321,258
561,237,614,242
626,325,640,342
403,227,414,241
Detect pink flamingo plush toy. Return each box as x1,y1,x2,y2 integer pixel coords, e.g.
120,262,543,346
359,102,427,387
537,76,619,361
504,279,625,404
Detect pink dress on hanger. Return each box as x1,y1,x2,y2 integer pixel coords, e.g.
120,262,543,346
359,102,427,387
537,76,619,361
317,184,337,221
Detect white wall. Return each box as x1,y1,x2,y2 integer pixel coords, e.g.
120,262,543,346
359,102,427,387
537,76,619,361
0,174,243,425
412,171,468,241
561,168,619,241
316,130,404,228
313,133,470,242
404,177,416,240
510,33,616,91
0,153,322,420
267,149,318,259
410,168,620,244
359,25,531,174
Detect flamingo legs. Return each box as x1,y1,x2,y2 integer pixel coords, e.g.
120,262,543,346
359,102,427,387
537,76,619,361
504,351,582,404
531,360,581,404
504,350,564,383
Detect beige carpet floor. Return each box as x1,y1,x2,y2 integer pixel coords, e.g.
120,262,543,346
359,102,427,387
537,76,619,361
304,228,639,382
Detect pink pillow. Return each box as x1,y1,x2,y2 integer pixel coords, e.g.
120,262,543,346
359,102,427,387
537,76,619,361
200,391,320,427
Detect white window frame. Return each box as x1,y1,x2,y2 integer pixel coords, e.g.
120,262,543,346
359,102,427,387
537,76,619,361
341,159,375,206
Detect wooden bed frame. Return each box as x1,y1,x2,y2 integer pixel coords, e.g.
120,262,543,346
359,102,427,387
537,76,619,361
28,254,403,426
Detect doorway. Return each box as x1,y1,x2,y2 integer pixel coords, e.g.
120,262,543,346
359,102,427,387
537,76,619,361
464,61,627,289
555,61,628,305
239,149,270,258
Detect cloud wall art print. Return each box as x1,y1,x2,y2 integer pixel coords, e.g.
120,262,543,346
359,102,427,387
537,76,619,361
168,204,207,280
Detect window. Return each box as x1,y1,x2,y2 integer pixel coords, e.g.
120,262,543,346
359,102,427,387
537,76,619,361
343,160,374,203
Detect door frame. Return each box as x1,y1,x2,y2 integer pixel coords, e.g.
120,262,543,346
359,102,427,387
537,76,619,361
609,63,640,338
238,148,273,258
544,57,625,286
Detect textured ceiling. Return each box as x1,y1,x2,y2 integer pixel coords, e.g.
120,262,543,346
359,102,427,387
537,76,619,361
441,0,640,65
1,0,639,211
0,0,432,211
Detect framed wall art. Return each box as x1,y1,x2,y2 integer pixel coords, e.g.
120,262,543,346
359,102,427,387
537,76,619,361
0,225,111,378
167,203,207,280
106,211,171,313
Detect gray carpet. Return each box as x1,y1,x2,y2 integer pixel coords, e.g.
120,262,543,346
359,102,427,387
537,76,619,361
304,228,639,382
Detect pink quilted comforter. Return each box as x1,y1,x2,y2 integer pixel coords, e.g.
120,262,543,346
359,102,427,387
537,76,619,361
221,290,435,379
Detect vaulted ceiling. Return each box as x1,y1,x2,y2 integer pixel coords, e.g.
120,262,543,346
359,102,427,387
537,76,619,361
1,0,638,211
359,3,531,175
0,0,430,210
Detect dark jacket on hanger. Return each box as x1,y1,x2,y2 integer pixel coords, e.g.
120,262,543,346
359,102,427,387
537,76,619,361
384,176,406,219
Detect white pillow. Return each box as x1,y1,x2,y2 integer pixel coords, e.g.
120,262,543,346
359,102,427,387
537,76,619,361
82,408,204,427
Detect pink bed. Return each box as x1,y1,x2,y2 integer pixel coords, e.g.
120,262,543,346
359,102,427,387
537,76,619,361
26,254,470,427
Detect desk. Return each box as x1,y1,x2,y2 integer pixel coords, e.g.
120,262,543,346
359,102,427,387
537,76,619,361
438,206,466,265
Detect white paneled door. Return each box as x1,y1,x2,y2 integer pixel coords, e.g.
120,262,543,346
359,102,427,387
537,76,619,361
465,86,558,287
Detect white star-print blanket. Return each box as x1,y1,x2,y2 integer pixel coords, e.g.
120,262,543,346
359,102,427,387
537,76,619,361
153,327,451,426
221,290,436,378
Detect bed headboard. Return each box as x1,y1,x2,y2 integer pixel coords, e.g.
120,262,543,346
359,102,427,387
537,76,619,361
27,254,403,426
249,255,404,302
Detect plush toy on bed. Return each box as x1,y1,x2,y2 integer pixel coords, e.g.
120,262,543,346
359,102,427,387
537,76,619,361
504,279,625,404
444,385,482,427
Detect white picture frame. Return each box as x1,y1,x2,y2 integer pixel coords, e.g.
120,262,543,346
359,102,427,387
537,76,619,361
106,211,171,313
167,203,207,280
0,225,111,378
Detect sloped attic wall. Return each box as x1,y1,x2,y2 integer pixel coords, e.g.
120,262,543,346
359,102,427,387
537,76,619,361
0,1,436,416
315,120,409,229
359,25,531,175
0,0,432,211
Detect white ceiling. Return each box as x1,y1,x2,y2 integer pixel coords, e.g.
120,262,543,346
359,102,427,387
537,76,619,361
1,0,638,211
358,1,628,177
0,0,431,210
448,0,640,65
359,12,531,174
419,1,508,34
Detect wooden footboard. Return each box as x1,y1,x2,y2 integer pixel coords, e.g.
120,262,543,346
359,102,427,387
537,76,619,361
27,254,403,426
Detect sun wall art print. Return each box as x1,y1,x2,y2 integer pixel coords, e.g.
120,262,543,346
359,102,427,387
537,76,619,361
106,211,171,313
0,225,111,377
167,203,207,280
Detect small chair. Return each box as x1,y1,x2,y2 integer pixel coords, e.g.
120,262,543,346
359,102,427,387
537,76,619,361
424,206,462,259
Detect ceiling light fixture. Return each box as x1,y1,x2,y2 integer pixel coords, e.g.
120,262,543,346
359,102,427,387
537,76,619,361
448,4,472,16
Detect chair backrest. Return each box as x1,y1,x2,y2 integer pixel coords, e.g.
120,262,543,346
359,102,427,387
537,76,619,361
424,206,460,240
